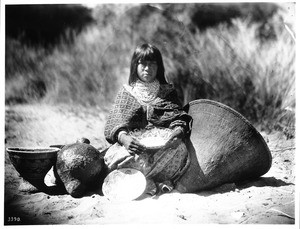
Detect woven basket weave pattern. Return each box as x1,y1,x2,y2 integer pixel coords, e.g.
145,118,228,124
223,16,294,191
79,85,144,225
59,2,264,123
176,99,272,193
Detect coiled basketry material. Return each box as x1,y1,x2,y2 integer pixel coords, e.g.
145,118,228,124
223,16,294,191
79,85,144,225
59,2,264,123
176,99,272,193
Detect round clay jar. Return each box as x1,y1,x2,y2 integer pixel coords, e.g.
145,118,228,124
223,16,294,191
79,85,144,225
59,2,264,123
54,138,104,197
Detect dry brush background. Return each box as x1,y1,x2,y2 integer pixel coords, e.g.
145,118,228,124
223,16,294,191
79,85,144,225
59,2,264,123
5,3,295,135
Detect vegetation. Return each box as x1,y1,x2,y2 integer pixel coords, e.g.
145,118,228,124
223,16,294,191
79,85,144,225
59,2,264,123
5,3,295,136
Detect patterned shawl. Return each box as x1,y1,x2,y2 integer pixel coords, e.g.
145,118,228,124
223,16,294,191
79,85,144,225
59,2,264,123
104,83,192,144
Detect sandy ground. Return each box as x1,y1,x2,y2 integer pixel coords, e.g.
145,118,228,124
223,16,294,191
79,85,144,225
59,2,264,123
3,104,297,225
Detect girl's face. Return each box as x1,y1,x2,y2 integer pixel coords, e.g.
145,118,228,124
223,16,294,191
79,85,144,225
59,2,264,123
137,59,158,83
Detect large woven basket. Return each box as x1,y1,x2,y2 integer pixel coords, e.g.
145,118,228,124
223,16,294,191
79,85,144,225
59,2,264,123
176,99,272,193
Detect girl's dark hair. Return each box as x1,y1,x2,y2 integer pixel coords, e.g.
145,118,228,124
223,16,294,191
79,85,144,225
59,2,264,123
128,43,168,85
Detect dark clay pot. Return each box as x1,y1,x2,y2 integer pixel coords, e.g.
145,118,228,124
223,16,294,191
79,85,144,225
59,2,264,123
54,139,104,198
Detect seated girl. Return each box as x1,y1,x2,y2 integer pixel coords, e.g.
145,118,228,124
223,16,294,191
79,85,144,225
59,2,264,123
104,43,192,195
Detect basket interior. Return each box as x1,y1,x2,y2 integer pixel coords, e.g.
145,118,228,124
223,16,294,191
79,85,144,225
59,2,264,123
129,127,173,148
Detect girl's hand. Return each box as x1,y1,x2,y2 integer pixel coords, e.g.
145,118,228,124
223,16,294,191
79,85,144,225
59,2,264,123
119,134,145,155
